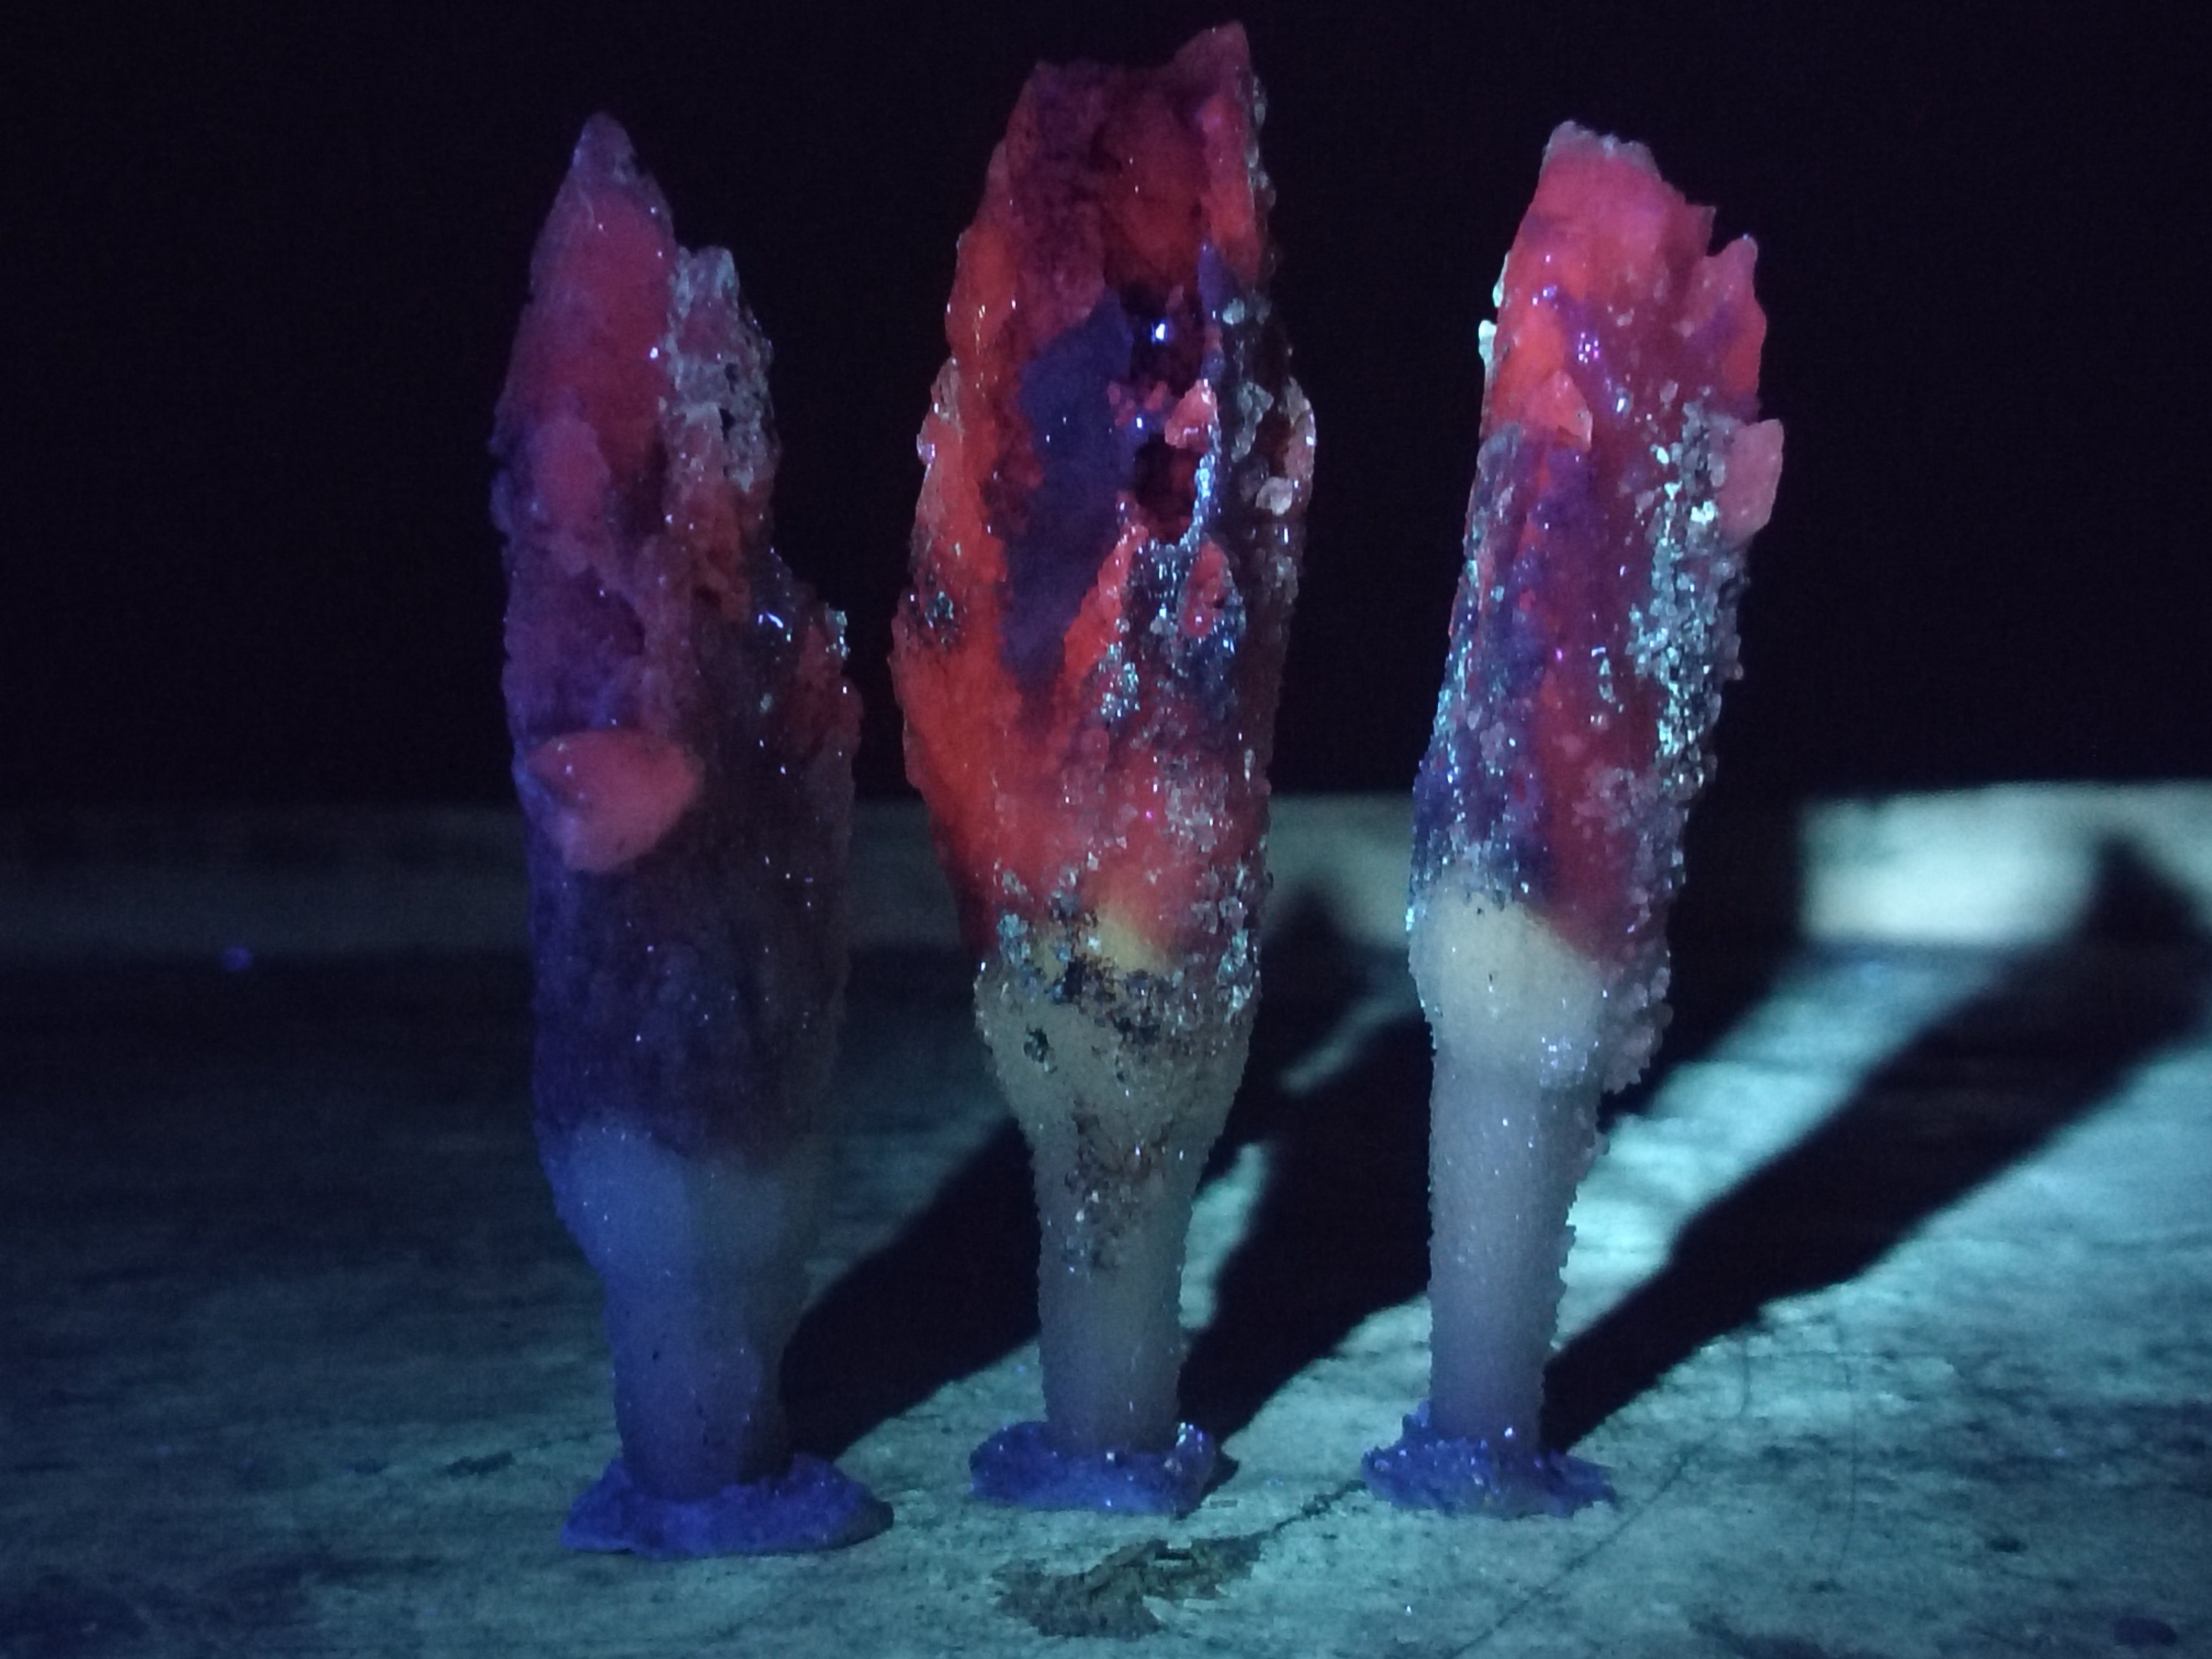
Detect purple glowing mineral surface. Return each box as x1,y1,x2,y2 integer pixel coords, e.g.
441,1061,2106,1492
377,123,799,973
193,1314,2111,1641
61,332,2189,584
493,114,885,1557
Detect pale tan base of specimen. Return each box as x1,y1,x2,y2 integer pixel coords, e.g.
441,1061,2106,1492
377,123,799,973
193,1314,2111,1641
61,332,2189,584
1409,883,1609,1451
977,953,1250,1456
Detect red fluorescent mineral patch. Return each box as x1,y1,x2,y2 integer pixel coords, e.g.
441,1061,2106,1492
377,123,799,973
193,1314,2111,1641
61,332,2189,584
1415,123,1782,998
524,730,703,874
893,25,1311,974
495,119,679,525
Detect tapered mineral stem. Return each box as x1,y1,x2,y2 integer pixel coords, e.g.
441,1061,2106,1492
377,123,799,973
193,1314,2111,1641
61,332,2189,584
1362,885,1611,1514
542,1125,829,1495
977,964,1243,1453
1427,1059,1595,1447
964,960,1239,1511
1416,888,1603,1444
1032,1152,1207,1453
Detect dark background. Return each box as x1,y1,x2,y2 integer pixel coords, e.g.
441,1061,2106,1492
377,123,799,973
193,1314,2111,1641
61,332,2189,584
9,3,2203,809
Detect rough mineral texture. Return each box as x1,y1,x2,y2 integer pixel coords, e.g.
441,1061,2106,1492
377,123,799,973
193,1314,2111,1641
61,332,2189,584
491,116,881,1556
493,114,859,1158
891,22,1312,1015
893,26,1309,1505
1412,122,1783,1088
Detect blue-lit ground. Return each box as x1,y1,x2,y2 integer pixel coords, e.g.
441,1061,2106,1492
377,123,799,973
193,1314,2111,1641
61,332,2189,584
2,791,2206,1655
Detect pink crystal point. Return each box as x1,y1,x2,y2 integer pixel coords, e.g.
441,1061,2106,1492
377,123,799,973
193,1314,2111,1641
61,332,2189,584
891,27,1311,1512
1415,121,1782,1085
1372,124,1782,1517
493,116,881,1556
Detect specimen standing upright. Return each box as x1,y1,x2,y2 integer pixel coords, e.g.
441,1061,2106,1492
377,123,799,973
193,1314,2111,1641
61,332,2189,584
1368,124,1783,1515
495,116,885,1556
893,27,1312,1514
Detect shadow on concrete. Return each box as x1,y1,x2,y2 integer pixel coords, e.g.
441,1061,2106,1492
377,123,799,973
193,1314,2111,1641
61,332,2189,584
1180,898,1431,1442
1545,840,2212,1451
786,1117,1040,1458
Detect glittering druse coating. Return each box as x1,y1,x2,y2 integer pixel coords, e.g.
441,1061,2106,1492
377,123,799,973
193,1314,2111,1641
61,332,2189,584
892,27,1309,1490
891,23,1312,1001
1371,125,1780,1515
493,116,859,1160
1412,123,1781,1087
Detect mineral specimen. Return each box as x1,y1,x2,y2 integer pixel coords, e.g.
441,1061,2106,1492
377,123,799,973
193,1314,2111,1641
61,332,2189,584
1365,123,1783,1514
891,25,1312,1514
493,114,886,1556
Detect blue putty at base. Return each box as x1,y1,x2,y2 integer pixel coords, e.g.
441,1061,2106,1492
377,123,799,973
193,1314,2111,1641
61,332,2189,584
561,1454,891,1558
970,1420,1216,1516
1362,1403,1613,1517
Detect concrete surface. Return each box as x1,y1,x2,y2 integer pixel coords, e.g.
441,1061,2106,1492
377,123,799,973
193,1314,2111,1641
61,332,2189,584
3,788,2208,1656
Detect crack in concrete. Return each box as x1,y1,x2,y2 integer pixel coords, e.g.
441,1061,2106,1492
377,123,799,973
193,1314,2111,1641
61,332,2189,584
1443,1337,1758,1656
